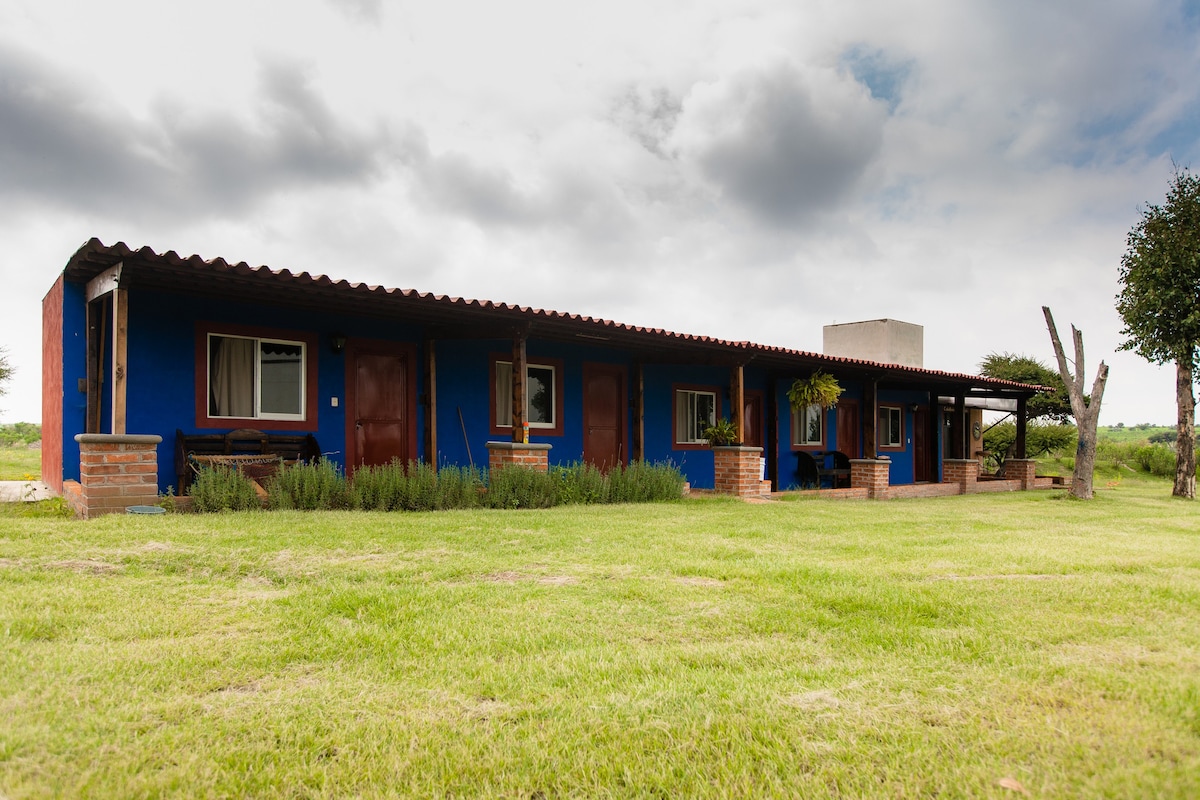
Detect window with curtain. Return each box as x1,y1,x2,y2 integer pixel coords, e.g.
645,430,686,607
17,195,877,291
791,404,824,447
674,388,716,444
208,334,305,420
879,406,903,448
494,360,557,428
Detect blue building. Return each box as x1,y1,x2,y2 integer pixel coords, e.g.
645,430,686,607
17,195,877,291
42,240,1041,500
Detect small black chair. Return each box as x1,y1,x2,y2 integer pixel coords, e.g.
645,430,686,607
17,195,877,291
794,451,820,490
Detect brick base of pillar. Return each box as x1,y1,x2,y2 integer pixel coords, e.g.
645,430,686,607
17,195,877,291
486,442,552,472
72,433,163,519
1002,458,1038,490
850,458,891,499
943,458,980,493
712,446,766,497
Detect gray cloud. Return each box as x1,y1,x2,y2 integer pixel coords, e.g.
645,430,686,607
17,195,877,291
0,44,389,221
610,85,683,156
413,148,538,226
669,61,888,225
402,132,637,240
325,0,383,24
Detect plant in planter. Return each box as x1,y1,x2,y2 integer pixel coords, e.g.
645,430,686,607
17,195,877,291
702,418,740,447
787,371,843,411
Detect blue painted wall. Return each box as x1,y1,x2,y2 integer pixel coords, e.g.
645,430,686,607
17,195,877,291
56,279,941,493
59,280,89,484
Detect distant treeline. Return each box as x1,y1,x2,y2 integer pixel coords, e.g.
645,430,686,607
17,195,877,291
0,422,40,447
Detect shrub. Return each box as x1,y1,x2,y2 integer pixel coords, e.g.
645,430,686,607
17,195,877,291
484,466,558,509
552,462,608,504
347,460,486,511
607,460,687,503
196,458,683,513
983,421,1077,470
1096,440,1146,471
268,460,348,510
189,466,261,512
430,464,485,510
1133,444,1177,477
347,460,409,511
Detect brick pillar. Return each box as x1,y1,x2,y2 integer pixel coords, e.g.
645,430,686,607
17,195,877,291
486,442,552,472
943,458,980,494
1004,458,1038,490
72,433,163,519
712,446,766,498
850,457,891,499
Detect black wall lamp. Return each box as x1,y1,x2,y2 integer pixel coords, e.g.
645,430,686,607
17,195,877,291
330,333,347,354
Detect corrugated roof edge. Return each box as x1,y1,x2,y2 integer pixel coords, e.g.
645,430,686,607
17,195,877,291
63,238,1049,393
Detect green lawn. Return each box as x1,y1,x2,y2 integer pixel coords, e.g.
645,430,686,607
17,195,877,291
2,481,1198,798
0,446,40,481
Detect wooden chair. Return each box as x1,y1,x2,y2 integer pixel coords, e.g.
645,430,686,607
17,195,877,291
794,451,820,490
828,450,852,489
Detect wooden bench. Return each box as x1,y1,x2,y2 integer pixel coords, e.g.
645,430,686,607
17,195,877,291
174,428,321,492
795,451,851,490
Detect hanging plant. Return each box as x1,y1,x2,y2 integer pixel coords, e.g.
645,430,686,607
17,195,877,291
702,418,740,447
787,371,843,411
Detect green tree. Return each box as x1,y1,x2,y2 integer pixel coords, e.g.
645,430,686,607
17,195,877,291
978,352,1074,423
0,347,11,409
1115,167,1200,499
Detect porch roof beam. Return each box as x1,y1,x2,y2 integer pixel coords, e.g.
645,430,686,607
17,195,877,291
85,263,122,302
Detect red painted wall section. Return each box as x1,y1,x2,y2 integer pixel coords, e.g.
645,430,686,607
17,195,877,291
41,275,64,492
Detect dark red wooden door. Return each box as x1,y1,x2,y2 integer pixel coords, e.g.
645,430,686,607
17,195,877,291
583,363,625,471
352,351,409,469
836,400,860,457
743,392,764,448
913,406,932,482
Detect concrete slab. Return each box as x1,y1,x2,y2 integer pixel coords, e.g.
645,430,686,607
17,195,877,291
0,481,55,502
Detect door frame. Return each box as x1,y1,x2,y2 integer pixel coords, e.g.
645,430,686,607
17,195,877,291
582,362,628,470
344,338,419,472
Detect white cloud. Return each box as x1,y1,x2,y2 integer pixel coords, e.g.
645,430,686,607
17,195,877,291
1,0,1198,427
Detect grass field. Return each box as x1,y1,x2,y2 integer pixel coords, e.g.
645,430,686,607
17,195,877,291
0,446,40,481
2,479,1199,798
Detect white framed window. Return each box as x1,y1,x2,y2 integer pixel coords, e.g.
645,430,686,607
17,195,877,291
675,388,717,445
495,360,557,429
879,405,903,448
791,404,824,447
208,333,306,421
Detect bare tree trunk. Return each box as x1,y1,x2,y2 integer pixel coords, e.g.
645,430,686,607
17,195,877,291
1043,307,1109,499
1175,356,1196,498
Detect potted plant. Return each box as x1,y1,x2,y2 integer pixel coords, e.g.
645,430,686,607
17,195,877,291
702,417,740,447
787,370,843,411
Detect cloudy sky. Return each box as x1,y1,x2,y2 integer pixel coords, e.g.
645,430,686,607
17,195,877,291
2,0,1198,425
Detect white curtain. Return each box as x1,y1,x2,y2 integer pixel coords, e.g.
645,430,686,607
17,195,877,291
210,336,255,417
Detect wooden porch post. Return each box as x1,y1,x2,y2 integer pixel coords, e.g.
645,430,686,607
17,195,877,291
86,299,102,434
632,361,645,461
112,287,128,435
951,396,965,460
424,339,438,467
863,379,878,457
766,376,779,491
1015,397,1028,459
511,332,527,443
731,365,745,443
85,264,123,435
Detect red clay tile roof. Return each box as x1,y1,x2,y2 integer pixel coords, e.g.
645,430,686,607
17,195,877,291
62,238,1046,396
